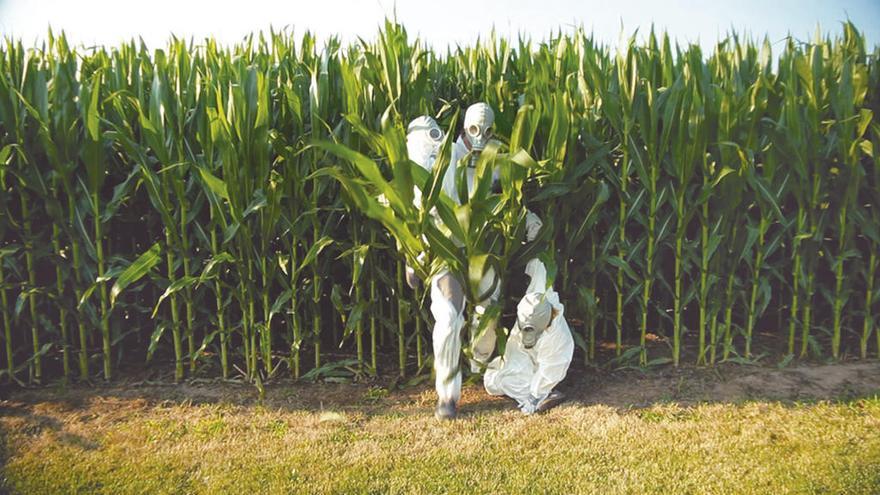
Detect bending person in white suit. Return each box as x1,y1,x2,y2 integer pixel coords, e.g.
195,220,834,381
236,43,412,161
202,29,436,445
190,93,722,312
483,258,574,414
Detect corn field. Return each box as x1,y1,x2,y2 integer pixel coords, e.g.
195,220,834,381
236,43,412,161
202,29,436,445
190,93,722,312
0,21,878,386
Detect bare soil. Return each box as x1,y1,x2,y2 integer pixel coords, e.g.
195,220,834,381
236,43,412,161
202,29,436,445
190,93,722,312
2,360,877,420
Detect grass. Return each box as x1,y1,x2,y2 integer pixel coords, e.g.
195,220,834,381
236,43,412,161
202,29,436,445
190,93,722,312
1,364,879,494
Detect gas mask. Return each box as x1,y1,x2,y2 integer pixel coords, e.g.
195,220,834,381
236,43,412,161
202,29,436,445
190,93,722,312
517,292,553,350
406,115,444,168
463,102,494,153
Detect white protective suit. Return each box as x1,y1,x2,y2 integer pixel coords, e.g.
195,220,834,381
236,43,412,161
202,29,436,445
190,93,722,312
406,107,502,408
484,258,574,414
406,106,545,414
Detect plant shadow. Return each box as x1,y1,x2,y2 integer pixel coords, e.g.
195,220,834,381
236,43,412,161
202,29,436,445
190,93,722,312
2,360,877,428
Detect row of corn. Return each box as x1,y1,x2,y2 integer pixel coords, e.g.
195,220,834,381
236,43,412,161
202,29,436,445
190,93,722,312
0,21,877,385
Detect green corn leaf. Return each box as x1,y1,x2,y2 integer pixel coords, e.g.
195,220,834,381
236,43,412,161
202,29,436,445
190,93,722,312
268,290,293,326
341,301,368,341
198,253,236,283
197,165,229,200
146,322,168,363
151,276,198,318
111,242,162,308
605,255,639,283
296,236,334,277
470,303,502,354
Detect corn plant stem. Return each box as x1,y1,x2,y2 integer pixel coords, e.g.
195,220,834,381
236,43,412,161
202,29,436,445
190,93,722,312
788,210,805,355
800,171,821,358
164,230,183,382
800,273,815,358
353,225,364,371
640,162,657,367
238,243,254,379
68,194,88,380
1,262,12,381
415,304,423,370
722,274,736,361
709,315,719,364
616,269,623,356
238,277,251,378
312,191,322,370
721,222,738,362
369,231,378,374
20,194,40,384
52,222,70,382
697,176,709,366
210,228,229,379
312,257,321,371
831,205,847,359
588,240,597,364
861,250,876,359
745,217,767,359
261,254,272,376
673,193,684,367
289,239,300,379
641,265,653,364
396,259,406,378
354,282,364,371
92,192,111,381
616,148,628,357
180,199,195,373
247,259,257,379
249,311,257,379
379,299,386,348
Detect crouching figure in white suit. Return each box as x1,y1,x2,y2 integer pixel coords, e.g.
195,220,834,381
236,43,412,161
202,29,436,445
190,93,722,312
484,258,574,414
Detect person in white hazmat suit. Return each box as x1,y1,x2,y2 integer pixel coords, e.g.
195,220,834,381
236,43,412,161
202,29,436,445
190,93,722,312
483,258,574,414
405,103,544,420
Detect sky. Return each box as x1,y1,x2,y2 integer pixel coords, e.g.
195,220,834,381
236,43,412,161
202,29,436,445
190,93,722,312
0,0,878,52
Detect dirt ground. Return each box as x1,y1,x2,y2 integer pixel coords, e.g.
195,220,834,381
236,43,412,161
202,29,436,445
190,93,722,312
2,360,878,418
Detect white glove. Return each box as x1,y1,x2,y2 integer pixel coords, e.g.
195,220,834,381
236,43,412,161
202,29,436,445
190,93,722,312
405,252,428,290
405,264,420,290
525,210,543,242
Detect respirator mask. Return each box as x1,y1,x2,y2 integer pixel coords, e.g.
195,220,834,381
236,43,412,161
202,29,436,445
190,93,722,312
406,115,444,166
463,102,494,154
517,292,552,350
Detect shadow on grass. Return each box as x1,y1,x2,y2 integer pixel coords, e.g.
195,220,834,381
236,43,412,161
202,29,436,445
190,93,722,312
1,360,877,425
0,400,100,474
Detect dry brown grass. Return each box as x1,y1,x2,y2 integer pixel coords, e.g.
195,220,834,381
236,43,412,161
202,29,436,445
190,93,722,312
1,362,879,494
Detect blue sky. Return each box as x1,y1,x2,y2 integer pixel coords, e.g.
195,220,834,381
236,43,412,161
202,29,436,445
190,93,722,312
0,0,878,51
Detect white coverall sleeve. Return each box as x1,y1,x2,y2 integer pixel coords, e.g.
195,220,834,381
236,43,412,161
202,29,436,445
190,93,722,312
525,209,543,242
524,257,548,293
444,138,470,205
408,137,432,210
